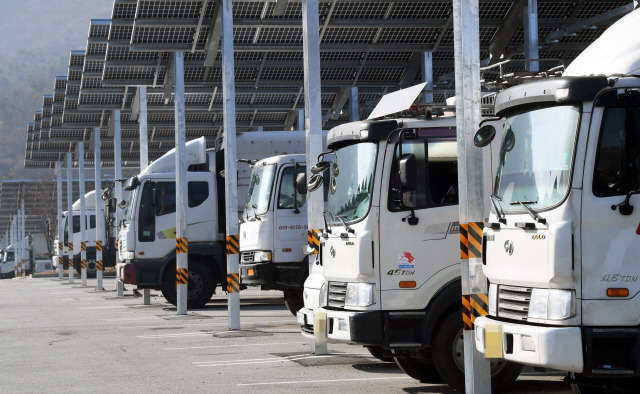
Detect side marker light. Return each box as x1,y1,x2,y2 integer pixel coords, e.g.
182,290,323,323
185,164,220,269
607,288,629,297
399,281,416,288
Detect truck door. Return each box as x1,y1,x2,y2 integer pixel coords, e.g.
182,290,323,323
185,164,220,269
274,164,308,263
581,97,640,301
378,130,460,309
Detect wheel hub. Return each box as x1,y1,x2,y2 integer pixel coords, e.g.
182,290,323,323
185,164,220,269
452,328,507,376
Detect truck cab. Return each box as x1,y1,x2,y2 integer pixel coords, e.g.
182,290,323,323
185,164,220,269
297,115,521,391
239,154,327,315
473,10,640,393
0,247,16,279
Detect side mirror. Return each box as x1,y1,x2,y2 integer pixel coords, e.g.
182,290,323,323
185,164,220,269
118,200,127,209
295,173,308,195
124,176,139,191
311,161,331,174
399,154,417,192
45,218,51,233
503,129,515,152
473,124,496,147
307,174,324,192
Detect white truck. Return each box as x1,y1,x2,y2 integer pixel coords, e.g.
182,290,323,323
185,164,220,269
473,9,640,393
296,111,522,391
0,241,32,279
239,153,329,315
52,190,119,277
117,133,307,308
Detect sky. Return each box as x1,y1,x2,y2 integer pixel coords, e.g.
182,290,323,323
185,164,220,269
0,1,114,178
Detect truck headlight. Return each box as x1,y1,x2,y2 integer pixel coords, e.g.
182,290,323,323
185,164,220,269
253,251,271,262
528,289,575,320
345,283,375,307
319,282,328,307
488,283,497,316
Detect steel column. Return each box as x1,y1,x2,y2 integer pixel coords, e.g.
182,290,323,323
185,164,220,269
139,86,149,169
11,217,16,276
350,87,359,121
94,127,103,290
79,142,87,286
57,162,63,279
302,0,326,355
222,0,240,329
174,53,188,315
21,200,25,277
421,52,434,103
67,153,74,284
17,207,22,277
453,0,491,392
297,109,305,131
115,110,125,297
523,0,539,72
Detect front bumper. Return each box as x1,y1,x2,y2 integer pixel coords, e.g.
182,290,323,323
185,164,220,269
117,262,138,285
299,307,383,345
297,307,315,338
240,261,275,286
474,315,583,373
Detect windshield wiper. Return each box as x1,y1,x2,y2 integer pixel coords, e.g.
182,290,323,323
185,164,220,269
490,194,506,224
509,200,546,225
335,215,355,234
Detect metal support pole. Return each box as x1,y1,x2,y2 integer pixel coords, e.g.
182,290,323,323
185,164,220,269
174,53,189,315
67,153,74,284
297,109,305,131
11,217,16,277
222,0,240,329
350,87,359,122
453,0,491,392
115,110,125,297
79,143,87,286
16,207,22,278
94,127,104,290
57,162,64,279
421,52,434,103
523,0,539,72
21,200,25,277
139,86,149,169
302,0,327,355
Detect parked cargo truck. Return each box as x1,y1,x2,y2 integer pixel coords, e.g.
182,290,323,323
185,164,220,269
473,9,640,394
296,111,522,392
239,152,329,315
118,133,308,308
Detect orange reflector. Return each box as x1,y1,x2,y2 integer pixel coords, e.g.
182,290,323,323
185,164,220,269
399,281,416,288
282,248,292,252
248,269,255,276
607,288,629,297
138,252,144,255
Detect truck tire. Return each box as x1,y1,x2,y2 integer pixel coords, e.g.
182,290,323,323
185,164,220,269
365,346,395,363
75,259,97,278
283,290,304,316
161,260,215,309
432,310,523,393
394,356,442,382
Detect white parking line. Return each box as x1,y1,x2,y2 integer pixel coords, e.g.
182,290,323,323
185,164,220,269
137,332,212,339
237,376,412,386
164,341,307,351
79,305,129,310
195,353,372,367
116,320,294,330
103,316,160,322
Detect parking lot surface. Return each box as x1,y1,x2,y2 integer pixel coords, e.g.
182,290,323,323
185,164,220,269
0,276,572,393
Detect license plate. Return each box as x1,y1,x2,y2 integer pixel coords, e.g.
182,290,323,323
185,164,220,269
296,311,306,325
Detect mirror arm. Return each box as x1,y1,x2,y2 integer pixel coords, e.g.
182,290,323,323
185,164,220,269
293,163,300,214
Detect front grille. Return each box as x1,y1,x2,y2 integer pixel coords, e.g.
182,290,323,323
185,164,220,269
328,281,347,309
240,252,254,263
497,285,532,321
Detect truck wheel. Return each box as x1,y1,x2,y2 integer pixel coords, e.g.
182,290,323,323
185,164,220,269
366,346,395,363
283,290,304,316
161,260,215,309
75,259,97,278
394,356,443,382
432,311,523,393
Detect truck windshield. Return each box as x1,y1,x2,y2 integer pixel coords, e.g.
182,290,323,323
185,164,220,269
244,164,276,217
326,142,377,223
5,252,14,262
494,105,580,211
123,189,136,224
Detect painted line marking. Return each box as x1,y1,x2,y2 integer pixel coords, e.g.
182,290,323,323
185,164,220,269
103,316,161,322
117,320,293,330
238,376,412,386
165,341,307,351
196,353,373,367
136,332,212,339
79,305,129,310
